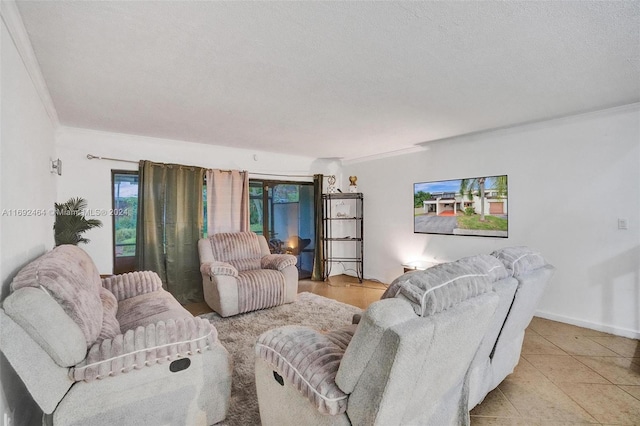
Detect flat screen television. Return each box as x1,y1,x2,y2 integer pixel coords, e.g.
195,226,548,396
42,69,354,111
414,175,508,237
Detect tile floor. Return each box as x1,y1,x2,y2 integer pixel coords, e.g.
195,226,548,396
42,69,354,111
187,275,640,425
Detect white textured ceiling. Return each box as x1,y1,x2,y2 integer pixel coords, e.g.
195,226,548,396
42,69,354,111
15,1,640,160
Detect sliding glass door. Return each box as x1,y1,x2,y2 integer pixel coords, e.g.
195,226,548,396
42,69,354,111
250,180,315,279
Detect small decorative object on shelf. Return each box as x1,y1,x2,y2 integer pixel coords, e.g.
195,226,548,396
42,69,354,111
348,175,358,193
327,175,337,193
335,201,351,218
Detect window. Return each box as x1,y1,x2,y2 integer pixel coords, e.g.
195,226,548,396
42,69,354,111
249,179,315,279
112,171,139,274
112,173,313,277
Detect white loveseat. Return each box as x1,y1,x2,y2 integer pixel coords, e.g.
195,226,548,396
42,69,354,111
0,245,232,425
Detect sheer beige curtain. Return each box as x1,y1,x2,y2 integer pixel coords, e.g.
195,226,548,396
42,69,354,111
206,169,249,234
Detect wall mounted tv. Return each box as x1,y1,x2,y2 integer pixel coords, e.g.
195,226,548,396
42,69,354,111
414,175,508,238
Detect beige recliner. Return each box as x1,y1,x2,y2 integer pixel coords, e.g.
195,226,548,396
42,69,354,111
198,232,298,317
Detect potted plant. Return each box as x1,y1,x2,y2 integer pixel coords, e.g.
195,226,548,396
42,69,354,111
53,197,102,245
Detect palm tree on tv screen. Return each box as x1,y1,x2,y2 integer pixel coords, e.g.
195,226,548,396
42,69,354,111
460,176,507,222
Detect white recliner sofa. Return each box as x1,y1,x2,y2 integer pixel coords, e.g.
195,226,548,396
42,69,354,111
253,246,554,425
0,245,232,426
254,255,503,425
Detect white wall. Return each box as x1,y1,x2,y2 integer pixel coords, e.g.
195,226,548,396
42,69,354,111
56,127,339,273
0,23,57,295
1,17,57,426
343,105,640,338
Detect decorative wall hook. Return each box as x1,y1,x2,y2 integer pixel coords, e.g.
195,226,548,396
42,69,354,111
51,158,62,176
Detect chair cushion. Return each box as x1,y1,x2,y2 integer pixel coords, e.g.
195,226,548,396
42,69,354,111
261,254,297,271
456,254,510,282
382,261,492,317
116,289,192,332
237,270,285,313
210,232,262,272
98,288,121,341
490,246,547,277
200,261,238,277
2,287,87,367
73,317,217,382
101,271,163,301
256,325,356,415
10,245,103,347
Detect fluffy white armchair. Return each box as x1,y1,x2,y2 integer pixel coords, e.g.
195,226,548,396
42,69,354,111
198,232,298,317
0,245,232,426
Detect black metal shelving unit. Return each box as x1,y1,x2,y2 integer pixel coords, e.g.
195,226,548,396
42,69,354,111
322,192,363,282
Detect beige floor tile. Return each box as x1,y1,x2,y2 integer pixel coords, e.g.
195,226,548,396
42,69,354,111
522,332,567,355
587,336,640,358
507,357,549,382
527,422,600,425
498,377,597,423
184,301,212,316
529,317,610,338
576,356,640,386
298,276,385,309
471,388,521,418
524,354,609,384
619,385,640,400
545,335,620,357
556,382,640,424
470,417,530,425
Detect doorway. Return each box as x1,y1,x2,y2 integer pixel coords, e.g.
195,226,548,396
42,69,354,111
249,180,315,279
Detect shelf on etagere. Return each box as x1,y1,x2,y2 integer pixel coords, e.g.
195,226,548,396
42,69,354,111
321,192,363,282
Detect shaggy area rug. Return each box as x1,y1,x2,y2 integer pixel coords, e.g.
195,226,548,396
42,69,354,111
199,292,362,426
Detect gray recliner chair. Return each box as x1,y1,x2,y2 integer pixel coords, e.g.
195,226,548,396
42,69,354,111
198,231,298,317
254,257,501,425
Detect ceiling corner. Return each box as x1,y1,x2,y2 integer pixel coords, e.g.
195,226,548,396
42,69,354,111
1,0,60,129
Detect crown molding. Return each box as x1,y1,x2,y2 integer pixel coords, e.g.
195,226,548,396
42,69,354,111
1,0,60,128
341,146,428,166
417,102,640,147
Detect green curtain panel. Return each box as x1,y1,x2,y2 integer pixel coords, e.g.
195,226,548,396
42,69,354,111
136,160,205,303
311,174,324,281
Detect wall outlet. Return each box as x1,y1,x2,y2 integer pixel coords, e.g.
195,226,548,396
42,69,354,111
618,218,628,230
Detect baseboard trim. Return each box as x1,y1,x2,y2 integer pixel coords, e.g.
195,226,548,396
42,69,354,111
535,309,640,339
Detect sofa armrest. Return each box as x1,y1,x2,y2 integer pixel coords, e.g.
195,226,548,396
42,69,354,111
101,271,163,301
72,317,217,382
256,324,356,416
261,254,297,271
335,298,416,394
200,261,238,278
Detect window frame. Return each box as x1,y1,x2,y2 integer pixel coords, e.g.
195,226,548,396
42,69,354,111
111,169,139,274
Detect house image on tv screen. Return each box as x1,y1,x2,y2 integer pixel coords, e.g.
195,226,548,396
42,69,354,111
414,175,508,238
